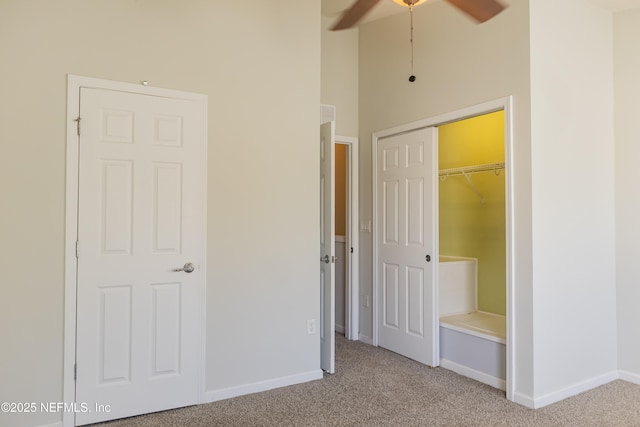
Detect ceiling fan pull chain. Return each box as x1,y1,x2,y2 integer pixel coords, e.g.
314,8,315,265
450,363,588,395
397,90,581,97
409,5,416,82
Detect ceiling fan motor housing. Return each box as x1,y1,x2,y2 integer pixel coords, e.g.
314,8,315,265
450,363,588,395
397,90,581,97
393,0,428,7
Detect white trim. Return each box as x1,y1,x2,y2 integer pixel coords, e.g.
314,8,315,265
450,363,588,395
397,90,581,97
530,371,619,409
204,370,323,403
619,370,640,385
335,235,346,243
371,97,515,399
371,132,379,349
335,324,346,334
336,135,359,341
439,322,505,344
34,423,63,427
431,130,440,366
503,97,515,403
64,75,208,427
448,369,624,410
373,98,508,139
440,358,506,391
63,76,81,427
512,391,535,409
358,333,374,345
336,135,358,144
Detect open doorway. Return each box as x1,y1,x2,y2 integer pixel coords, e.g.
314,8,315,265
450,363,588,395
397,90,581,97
335,136,359,341
335,143,348,335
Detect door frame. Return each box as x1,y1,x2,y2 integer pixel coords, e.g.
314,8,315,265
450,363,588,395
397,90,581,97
335,135,359,341
371,96,515,400
63,75,208,427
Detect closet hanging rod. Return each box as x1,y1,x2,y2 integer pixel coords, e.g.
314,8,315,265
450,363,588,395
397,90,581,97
439,162,505,178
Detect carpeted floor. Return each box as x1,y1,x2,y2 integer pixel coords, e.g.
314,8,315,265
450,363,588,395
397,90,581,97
93,334,640,426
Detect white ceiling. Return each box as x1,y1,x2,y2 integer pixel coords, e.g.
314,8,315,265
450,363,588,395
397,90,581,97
322,0,640,28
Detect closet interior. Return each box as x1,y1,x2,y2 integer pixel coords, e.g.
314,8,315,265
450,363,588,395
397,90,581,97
437,111,507,390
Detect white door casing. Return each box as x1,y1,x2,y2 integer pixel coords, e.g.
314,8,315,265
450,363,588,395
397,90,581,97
320,121,336,374
73,86,206,425
377,127,438,366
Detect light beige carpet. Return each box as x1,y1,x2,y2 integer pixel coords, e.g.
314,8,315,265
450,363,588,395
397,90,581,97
93,334,640,426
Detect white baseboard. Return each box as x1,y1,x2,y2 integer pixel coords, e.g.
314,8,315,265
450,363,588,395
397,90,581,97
358,333,373,345
440,358,506,391
531,370,618,409
34,422,63,427
619,369,640,385
204,370,323,403
509,370,633,410
512,391,535,408
335,324,345,334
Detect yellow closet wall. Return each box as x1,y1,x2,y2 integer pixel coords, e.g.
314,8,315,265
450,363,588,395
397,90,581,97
439,111,506,315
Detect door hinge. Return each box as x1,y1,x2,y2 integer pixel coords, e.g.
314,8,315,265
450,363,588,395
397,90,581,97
75,240,80,259
74,116,81,136
74,364,77,381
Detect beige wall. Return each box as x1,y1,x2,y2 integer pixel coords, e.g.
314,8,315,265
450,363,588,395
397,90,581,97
321,16,359,136
614,7,640,380
0,2,320,426
529,0,617,401
358,0,534,396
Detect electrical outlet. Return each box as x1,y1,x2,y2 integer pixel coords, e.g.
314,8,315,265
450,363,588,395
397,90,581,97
307,319,316,335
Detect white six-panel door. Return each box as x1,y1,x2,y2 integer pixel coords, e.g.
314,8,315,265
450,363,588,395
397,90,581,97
377,127,438,366
320,121,336,374
75,88,205,425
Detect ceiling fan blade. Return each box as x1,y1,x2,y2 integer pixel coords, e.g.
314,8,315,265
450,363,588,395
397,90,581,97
445,0,506,23
331,0,382,31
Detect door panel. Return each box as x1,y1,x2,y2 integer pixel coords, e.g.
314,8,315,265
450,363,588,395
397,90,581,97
407,178,424,246
153,163,183,253
383,180,399,245
407,267,424,337
151,283,181,376
76,88,204,425
99,286,132,384
320,121,336,374
101,160,134,254
377,127,438,366
383,263,399,328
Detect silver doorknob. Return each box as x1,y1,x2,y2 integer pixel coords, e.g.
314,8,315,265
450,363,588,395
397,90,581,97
173,262,195,273
321,255,330,264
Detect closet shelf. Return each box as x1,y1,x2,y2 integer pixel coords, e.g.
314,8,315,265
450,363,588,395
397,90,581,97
439,162,505,178
439,162,505,204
